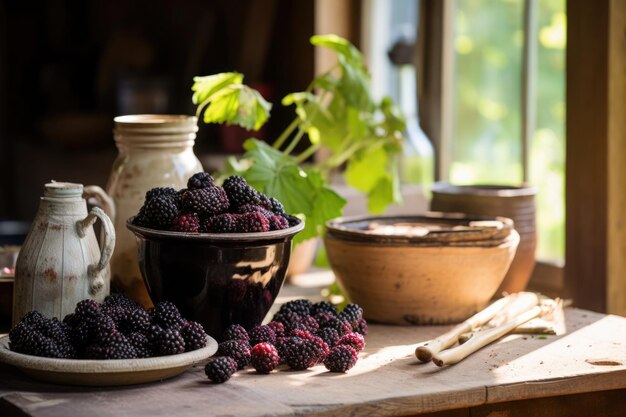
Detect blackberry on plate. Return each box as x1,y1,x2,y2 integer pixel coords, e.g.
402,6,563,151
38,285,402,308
205,357,238,383
181,321,208,352
151,301,185,330
75,299,101,319
222,176,261,208
155,328,186,356
258,193,273,211
222,324,249,344
145,187,177,203
127,332,151,358
236,212,269,233
217,340,251,369
92,333,138,360
119,308,151,334
143,195,179,228
269,197,285,215
250,342,280,374
337,332,365,353
284,214,301,227
237,204,274,220
171,212,200,233
249,325,276,346
187,172,215,190
103,293,142,311
181,187,229,216
324,345,358,373
92,314,118,344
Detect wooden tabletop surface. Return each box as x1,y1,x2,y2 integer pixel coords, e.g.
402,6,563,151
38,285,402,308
1,306,626,417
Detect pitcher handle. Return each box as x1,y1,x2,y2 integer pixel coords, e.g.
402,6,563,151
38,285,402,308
83,185,116,222
77,207,116,295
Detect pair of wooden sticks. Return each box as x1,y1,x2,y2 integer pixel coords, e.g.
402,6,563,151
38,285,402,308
416,292,550,367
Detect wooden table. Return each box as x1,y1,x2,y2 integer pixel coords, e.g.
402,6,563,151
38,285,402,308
1,306,626,417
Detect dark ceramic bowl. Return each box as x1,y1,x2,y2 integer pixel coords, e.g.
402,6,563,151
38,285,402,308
127,219,303,340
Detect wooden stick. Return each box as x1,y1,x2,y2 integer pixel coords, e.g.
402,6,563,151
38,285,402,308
432,305,543,367
415,295,513,362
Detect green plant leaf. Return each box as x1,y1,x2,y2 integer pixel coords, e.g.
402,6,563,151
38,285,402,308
345,145,389,193
367,176,394,214
201,85,271,131
192,72,243,105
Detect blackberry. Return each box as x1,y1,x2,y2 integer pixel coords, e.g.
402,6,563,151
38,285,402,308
316,327,340,348
119,308,151,334
20,310,46,327
311,301,337,317
127,332,151,358
223,324,249,344
339,304,364,325
324,345,358,372
205,213,238,233
354,318,368,336
320,316,353,337
155,328,186,356
103,293,142,311
222,176,260,208
284,214,301,227
299,316,320,333
217,340,251,369
283,336,320,370
249,325,276,346
258,193,273,211
292,330,329,363
267,321,285,338
269,197,285,215
92,314,118,344
272,311,303,333
269,215,289,231
93,333,138,360
181,187,229,216
75,299,101,319
145,187,177,203
146,324,165,352
181,321,208,352
102,305,128,326
143,195,179,228
236,212,269,233
205,357,238,383
277,299,312,317
313,312,336,327
151,301,185,330
171,212,200,233
236,204,274,219
337,332,365,353
187,172,215,190
250,342,280,374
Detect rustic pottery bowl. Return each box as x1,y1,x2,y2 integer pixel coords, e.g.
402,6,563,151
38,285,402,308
127,219,303,340
324,213,519,325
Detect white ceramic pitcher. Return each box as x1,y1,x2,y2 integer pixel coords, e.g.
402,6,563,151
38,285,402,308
12,182,116,324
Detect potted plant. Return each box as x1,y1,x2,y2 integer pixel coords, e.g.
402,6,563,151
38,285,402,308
191,34,406,249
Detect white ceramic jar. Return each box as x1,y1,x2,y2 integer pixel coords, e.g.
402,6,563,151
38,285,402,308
13,182,115,324
106,115,203,307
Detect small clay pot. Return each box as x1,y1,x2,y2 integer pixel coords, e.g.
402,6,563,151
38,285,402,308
431,183,537,294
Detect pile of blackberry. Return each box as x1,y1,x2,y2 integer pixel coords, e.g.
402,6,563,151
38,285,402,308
133,172,300,233
204,299,367,383
9,294,208,360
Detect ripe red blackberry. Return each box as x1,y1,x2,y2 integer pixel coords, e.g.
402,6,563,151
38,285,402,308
291,330,329,363
223,324,250,344
222,176,261,208
337,332,365,353
154,328,185,356
171,212,200,233
205,357,238,383
250,342,280,374
143,195,179,228
205,213,238,233
181,187,229,216
145,187,178,203
315,327,340,348
217,340,251,369
181,321,208,351
267,321,285,338
236,212,269,233
187,172,215,190
324,345,358,372
269,215,289,230
151,301,185,330
249,325,276,346
311,301,337,317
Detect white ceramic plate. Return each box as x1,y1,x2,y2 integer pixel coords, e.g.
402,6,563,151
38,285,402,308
0,334,217,386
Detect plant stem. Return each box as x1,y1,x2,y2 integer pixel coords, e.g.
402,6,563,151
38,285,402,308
284,127,307,154
295,143,321,163
273,118,301,150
